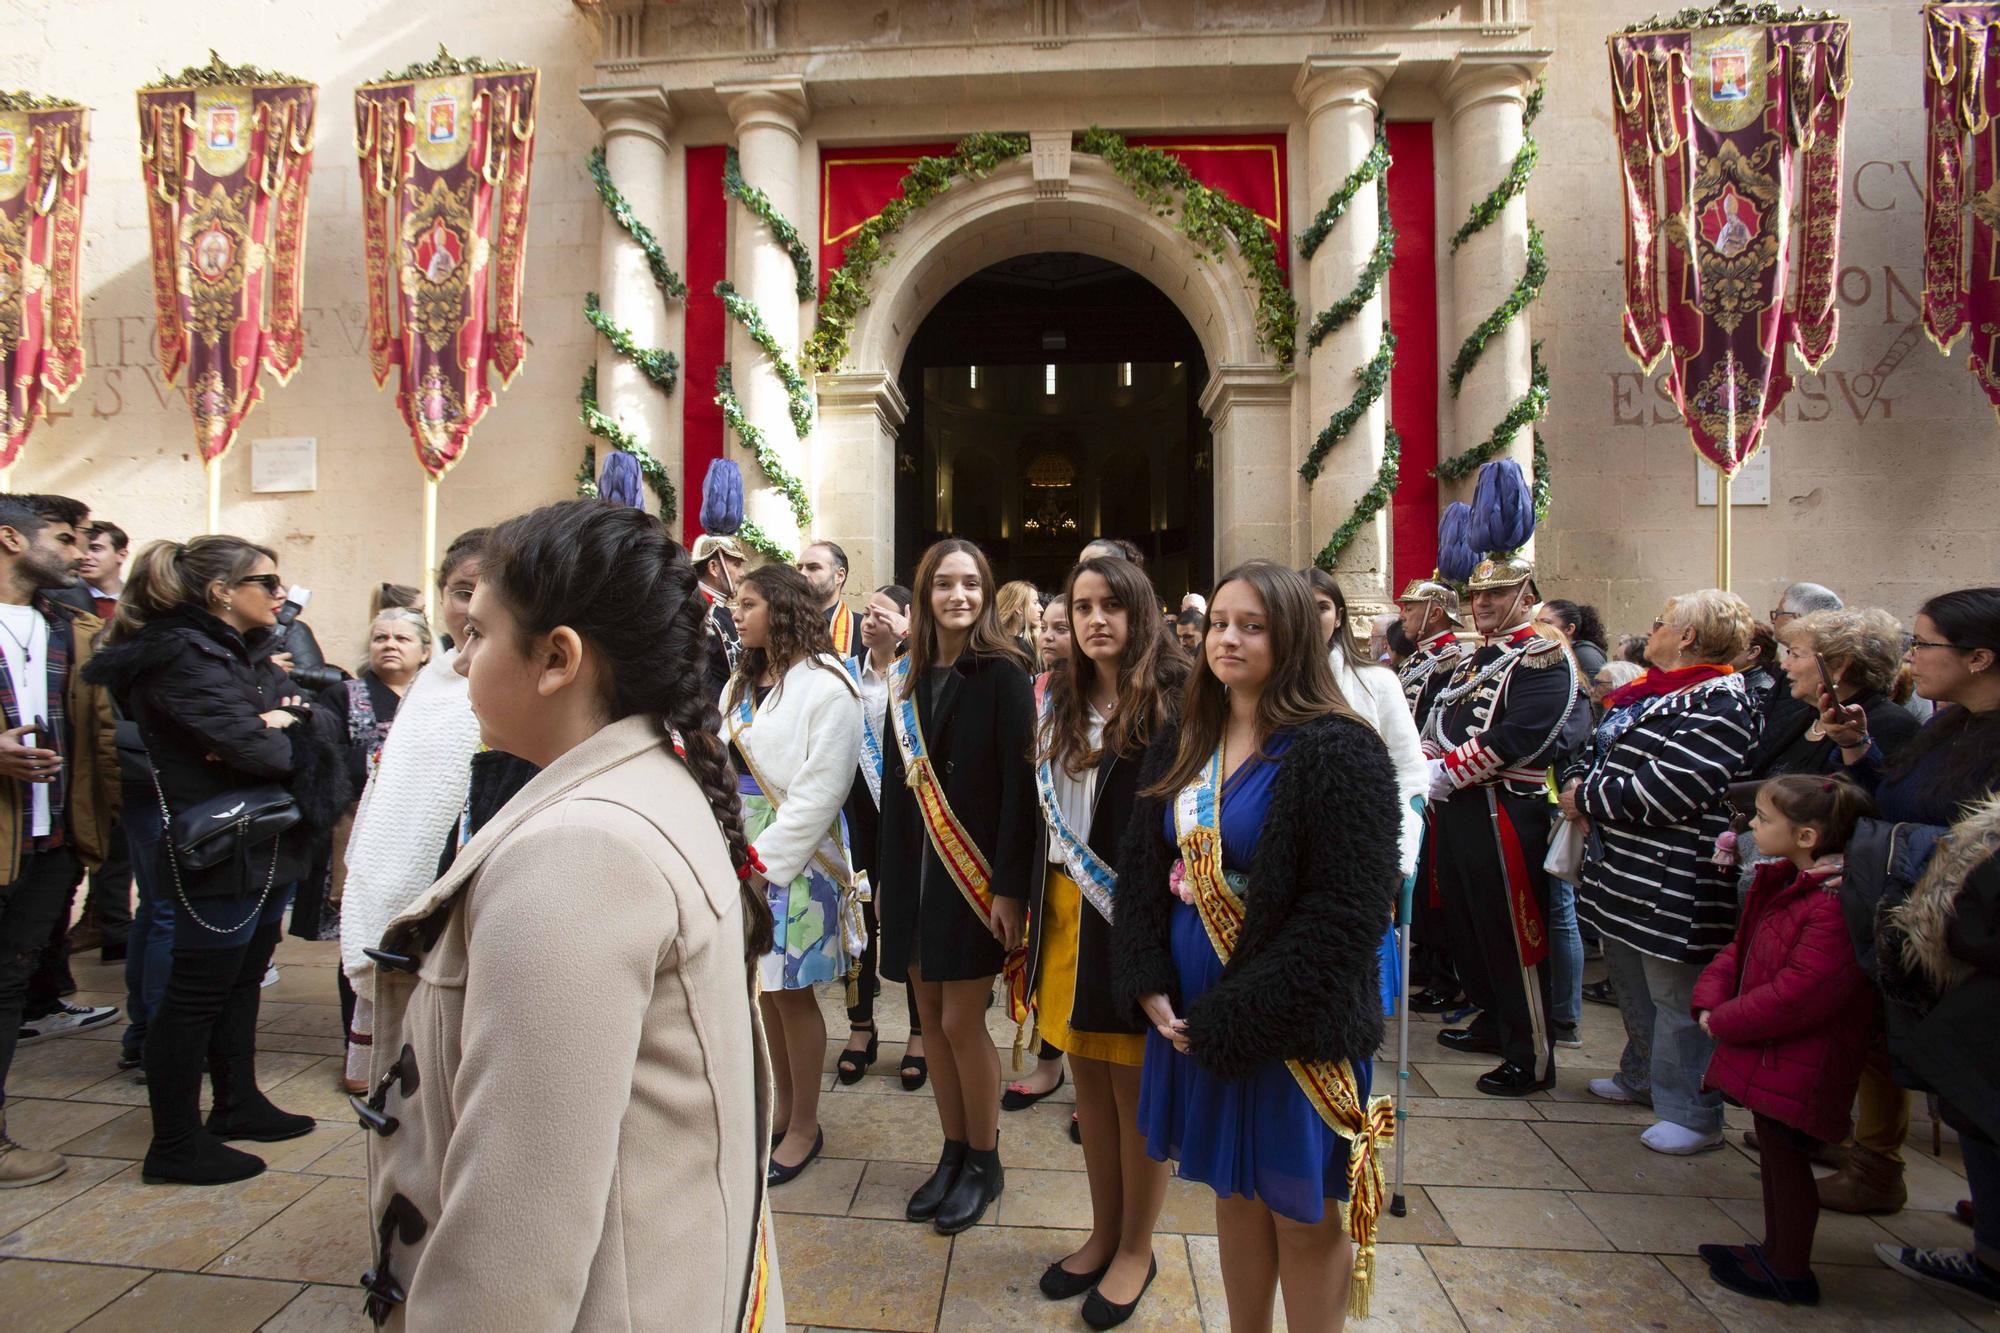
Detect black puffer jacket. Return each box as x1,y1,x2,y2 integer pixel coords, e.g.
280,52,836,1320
84,605,349,898
1110,713,1401,1083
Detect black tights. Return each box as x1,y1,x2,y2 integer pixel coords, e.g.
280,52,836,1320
1754,1112,1821,1279
145,918,284,1153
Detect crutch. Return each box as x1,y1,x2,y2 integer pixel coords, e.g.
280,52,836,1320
1391,793,1425,1218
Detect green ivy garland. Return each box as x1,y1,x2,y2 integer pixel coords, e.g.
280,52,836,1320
1438,80,1553,513
1298,134,1390,261
583,293,679,393
804,133,1032,373
576,365,679,519
715,365,811,562
576,145,685,521
1435,342,1549,482
1315,426,1402,570
1305,128,1396,355
588,147,688,300
716,281,813,439
724,147,814,302
1301,331,1396,484
1079,127,1298,368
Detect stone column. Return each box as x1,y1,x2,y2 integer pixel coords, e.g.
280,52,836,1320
814,369,906,593
1294,54,1398,600
1201,365,1295,567
719,76,811,557
580,86,679,515
1443,54,1548,511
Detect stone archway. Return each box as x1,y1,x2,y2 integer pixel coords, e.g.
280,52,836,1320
813,149,1291,592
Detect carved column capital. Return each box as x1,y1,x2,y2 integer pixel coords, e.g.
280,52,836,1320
718,75,810,142
1442,50,1552,121
581,85,672,150
1293,54,1399,120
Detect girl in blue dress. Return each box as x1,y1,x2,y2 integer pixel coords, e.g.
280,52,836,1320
1111,562,1402,1332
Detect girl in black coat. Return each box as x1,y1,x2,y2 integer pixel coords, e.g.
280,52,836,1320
1111,562,1400,1331
876,539,1037,1237
1029,556,1187,1325
84,537,347,1189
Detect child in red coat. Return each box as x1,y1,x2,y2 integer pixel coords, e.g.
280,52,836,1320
1692,773,1877,1306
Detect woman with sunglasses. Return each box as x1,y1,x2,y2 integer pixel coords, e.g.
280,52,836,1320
86,538,349,1186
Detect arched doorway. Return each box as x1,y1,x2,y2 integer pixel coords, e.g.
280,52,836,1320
892,252,1214,598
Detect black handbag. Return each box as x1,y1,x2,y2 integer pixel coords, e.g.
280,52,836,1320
164,783,302,871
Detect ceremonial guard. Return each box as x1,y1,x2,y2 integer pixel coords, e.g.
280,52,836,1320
692,462,749,697
1423,546,1588,1095
1395,575,1466,1014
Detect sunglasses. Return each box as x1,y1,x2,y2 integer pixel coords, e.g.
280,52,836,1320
236,574,285,595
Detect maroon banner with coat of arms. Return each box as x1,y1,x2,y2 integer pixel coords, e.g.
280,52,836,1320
1920,3,2000,421
353,53,537,479
1609,11,1850,475
0,96,88,469
136,58,315,463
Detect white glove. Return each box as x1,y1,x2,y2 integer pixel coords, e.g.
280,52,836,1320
1426,758,1455,803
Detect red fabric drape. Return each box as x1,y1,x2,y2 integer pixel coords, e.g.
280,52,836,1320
1385,121,1439,592
818,141,959,294
682,145,727,550
1125,133,1288,275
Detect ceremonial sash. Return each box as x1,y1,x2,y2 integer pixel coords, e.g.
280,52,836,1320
1172,744,1395,1321
1035,754,1117,924
887,656,1030,1032
827,605,854,657
842,654,887,807
739,1200,774,1333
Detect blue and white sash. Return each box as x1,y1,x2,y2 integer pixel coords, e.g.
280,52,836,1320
1035,754,1117,923
844,654,887,807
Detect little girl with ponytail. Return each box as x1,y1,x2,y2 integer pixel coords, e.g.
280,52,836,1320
1692,774,1877,1308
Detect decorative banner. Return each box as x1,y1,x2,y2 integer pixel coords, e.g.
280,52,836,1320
817,133,1288,290
354,49,537,478
136,55,315,462
1921,4,2000,419
1609,8,1850,475
0,93,87,469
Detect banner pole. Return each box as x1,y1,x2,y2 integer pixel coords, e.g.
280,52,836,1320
422,475,439,625
205,458,221,535
1716,471,1733,592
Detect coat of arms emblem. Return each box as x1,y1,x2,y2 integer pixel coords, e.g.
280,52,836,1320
426,95,456,145
206,105,238,151
0,132,14,176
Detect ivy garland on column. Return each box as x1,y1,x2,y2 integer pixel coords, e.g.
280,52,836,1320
575,145,682,520
714,148,818,562
1434,80,1554,520
1298,125,1404,570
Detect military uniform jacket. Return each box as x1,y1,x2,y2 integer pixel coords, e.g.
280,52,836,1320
1425,624,1588,797
1398,630,1464,732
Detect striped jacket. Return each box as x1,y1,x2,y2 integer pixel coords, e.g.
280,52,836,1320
1566,673,1761,964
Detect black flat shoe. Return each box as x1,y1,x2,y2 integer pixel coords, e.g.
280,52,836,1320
1082,1256,1158,1330
900,1052,928,1092
1409,988,1465,1014
907,1140,967,1221
767,1127,824,1187
1001,1069,1064,1111
1707,1243,1820,1305
1039,1257,1110,1300
1069,1112,1081,1145
1475,1061,1556,1097
837,1026,878,1086
1436,1026,1502,1055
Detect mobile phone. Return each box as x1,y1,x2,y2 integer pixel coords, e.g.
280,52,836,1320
1813,652,1839,704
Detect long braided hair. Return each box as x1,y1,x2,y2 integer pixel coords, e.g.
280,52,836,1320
482,501,774,960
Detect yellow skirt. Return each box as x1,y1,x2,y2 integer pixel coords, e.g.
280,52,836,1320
1037,867,1146,1067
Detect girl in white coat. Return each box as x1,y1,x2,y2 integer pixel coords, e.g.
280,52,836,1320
724,563,862,1187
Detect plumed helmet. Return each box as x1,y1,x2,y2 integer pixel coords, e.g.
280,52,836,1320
596,451,643,509
1437,502,1479,585
699,458,745,538
1466,553,1535,591
1396,576,1462,622
1470,459,1535,558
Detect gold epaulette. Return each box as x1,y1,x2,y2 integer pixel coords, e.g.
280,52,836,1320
1519,635,1568,668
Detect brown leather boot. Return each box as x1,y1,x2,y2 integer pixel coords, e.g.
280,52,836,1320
1817,1144,1906,1215
0,1110,67,1189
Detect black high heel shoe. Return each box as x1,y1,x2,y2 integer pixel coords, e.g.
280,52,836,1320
767,1127,824,1187
1082,1256,1158,1330
900,1040,928,1092
837,1024,878,1085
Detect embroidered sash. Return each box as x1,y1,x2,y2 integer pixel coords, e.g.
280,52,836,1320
887,656,1029,1030
843,654,887,807
739,1200,774,1333
828,604,854,657
1171,744,1395,1321
1035,754,1116,923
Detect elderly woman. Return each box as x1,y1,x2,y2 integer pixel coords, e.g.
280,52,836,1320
1561,590,1763,1156
1752,608,1919,777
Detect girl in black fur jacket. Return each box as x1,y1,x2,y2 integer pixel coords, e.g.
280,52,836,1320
85,537,348,1189
1112,562,1399,1331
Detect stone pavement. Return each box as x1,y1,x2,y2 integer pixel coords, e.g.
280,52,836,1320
1,936,1992,1331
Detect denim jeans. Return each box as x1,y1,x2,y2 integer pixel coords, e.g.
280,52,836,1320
1548,879,1584,1031
1604,938,1721,1133
121,787,171,1059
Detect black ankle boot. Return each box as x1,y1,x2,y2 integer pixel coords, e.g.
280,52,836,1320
906,1139,967,1222
934,1141,1003,1234
205,922,312,1143
142,1131,266,1186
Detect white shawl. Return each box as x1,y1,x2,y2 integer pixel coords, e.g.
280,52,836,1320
1331,647,1430,880
339,649,482,988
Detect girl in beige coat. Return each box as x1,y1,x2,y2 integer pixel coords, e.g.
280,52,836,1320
361,502,781,1332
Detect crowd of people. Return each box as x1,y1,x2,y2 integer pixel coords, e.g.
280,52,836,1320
1,489,1996,1329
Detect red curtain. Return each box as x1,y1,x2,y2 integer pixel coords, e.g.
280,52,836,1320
681,145,728,549
1385,121,1439,592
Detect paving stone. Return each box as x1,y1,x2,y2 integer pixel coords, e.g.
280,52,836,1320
1568,1191,1755,1255
1403,1118,1587,1191
261,1283,375,1332
1425,1246,1719,1331
2,1095,126,1150
0,1153,128,1237
1185,1238,1466,1332
0,1162,315,1271
769,1155,866,1217
1427,1187,1612,1251
1711,1195,1902,1268
1660,1252,1975,1331
938,1225,1201,1332
205,1177,370,1285
0,1257,144,1332
1530,1121,1764,1200
71,1269,301,1331
993,1165,1217,1235
769,1213,950,1332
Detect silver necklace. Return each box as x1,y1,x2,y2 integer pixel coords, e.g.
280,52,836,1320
0,608,41,665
